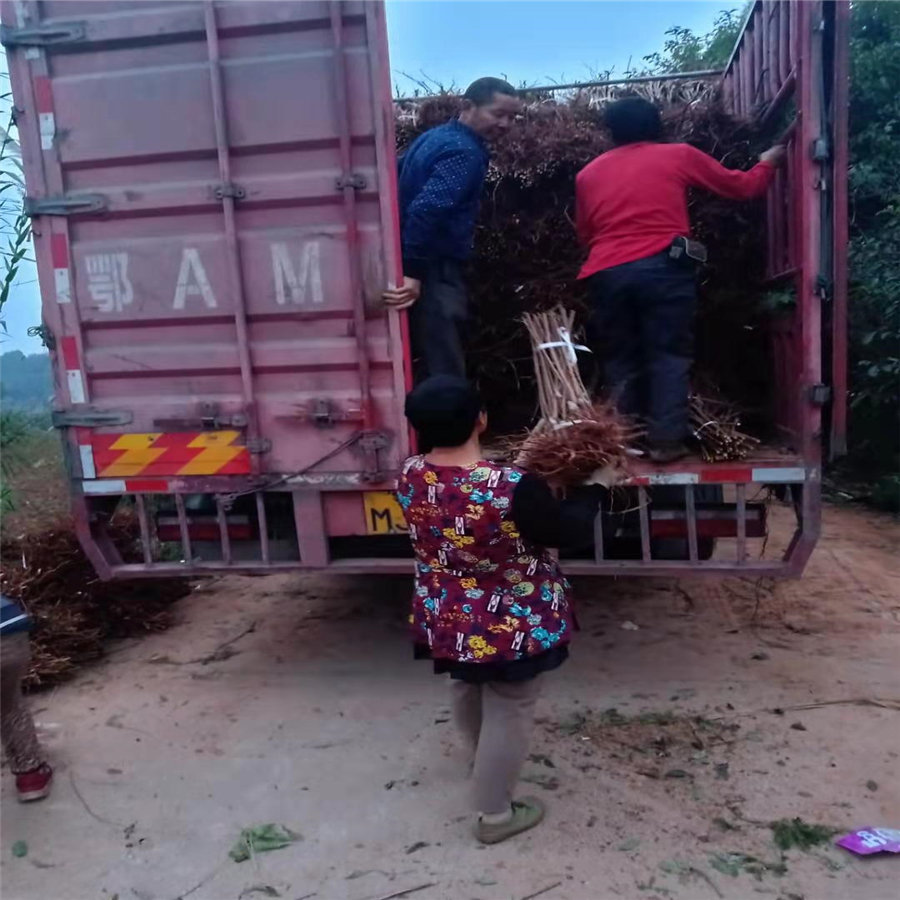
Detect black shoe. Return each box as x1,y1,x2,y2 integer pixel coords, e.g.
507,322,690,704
647,441,689,464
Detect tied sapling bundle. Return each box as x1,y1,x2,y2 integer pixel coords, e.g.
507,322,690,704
690,393,761,462
513,307,638,485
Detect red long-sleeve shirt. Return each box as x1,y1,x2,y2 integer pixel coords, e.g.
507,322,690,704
575,142,776,278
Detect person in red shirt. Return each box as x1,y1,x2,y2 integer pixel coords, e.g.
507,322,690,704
576,96,785,462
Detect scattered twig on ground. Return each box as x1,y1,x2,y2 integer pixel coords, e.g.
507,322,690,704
238,887,281,900
170,861,229,900
749,576,767,624
518,882,563,900
148,620,258,666
782,697,900,712
190,620,257,665
68,770,125,828
674,585,696,614
368,883,437,900
709,696,900,721
690,867,724,899
726,805,772,829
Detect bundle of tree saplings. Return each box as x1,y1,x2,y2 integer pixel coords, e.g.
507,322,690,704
690,393,762,462
511,307,637,485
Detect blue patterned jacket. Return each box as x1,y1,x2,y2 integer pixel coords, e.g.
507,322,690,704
398,119,489,278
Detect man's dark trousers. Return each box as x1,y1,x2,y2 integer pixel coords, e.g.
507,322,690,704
586,251,697,444
410,259,469,379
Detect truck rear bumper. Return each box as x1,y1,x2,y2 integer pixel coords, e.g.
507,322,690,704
74,456,820,581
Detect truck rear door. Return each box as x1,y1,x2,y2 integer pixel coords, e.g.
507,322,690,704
4,0,407,486
721,0,849,461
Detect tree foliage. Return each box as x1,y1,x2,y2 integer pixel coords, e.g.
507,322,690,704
847,0,900,473
643,8,745,74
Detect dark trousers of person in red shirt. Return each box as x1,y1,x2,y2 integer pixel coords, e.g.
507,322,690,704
585,249,696,445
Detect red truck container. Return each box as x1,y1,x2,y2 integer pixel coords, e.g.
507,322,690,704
2,0,848,579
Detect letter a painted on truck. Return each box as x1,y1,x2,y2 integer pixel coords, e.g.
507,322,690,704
173,248,217,309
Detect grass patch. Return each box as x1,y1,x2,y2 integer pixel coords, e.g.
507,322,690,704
771,818,837,851
709,852,787,880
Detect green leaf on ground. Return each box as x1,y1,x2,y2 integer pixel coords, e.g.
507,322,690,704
618,838,641,852
11,840,27,858
229,824,300,863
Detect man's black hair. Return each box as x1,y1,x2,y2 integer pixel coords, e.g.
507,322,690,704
405,376,483,449
463,77,518,107
604,96,663,145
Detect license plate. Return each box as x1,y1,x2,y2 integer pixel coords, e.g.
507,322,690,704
363,491,408,535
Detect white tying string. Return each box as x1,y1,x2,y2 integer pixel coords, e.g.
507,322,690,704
537,327,591,364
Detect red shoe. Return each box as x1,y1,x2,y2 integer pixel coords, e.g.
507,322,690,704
16,764,53,802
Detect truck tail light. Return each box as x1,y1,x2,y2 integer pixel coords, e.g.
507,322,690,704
156,515,253,542
649,504,767,539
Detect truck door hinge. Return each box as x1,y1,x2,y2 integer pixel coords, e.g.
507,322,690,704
809,384,831,406
246,437,271,454
287,398,365,428
25,194,107,216
811,137,830,162
312,398,338,427
0,21,85,48
152,415,248,430
357,430,390,453
214,183,245,200
52,409,134,428
153,402,249,431
335,173,366,190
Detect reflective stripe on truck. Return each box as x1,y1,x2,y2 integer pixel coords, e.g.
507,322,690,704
81,432,251,479
626,467,809,486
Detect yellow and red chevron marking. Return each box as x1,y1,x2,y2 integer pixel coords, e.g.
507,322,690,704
90,431,251,478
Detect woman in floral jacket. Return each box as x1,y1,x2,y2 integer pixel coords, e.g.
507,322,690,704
399,376,599,844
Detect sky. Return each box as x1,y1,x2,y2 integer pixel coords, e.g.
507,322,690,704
385,0,731,93
1,1,732,356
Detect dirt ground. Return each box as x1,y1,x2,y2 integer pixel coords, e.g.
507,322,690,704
2,501,898,900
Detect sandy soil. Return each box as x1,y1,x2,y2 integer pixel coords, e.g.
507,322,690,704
2,501,898,900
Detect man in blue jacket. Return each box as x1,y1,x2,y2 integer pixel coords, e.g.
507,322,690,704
384,77,520,378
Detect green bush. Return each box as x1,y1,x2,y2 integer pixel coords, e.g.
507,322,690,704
1,410,31,511
846,1,900,474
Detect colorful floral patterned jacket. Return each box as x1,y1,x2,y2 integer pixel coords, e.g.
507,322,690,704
397,456,573,665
